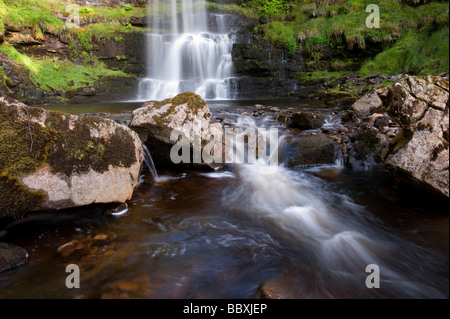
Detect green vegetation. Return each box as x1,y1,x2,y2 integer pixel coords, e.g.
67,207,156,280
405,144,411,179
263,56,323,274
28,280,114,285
206,2,258,19
0,45,128,92
240,0,449,76
284,36,299,55
360,27,449,75
0,0,66,38
293,70,348,81
0,66,12,87
250,0,288,16
0,0,147,95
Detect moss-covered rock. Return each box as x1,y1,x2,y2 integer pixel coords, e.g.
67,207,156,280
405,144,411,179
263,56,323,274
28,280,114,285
130,92,226,170
0,96,144,218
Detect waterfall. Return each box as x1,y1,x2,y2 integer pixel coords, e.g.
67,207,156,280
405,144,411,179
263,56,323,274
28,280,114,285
142,144,159,181
137,0,237,101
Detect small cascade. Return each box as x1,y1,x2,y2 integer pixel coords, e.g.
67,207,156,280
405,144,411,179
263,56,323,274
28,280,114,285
142,144,159,181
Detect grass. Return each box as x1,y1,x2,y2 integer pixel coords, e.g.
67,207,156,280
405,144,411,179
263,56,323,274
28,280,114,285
78,5,147,24
0,44,129,92
0,0,66,37
239,0,449,76
360,27,449,76
293,70,348,80
0,0,147,94
76,21,146,50
207,2,258,19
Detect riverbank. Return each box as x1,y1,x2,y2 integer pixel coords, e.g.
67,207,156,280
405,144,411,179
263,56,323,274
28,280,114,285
1,0,449,104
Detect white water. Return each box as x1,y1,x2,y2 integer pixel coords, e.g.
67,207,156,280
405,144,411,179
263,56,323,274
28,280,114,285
142,144,159,181
222,117,446,298
137,0,237,101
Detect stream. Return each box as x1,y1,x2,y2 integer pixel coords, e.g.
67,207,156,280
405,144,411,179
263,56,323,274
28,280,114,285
0,101,448,299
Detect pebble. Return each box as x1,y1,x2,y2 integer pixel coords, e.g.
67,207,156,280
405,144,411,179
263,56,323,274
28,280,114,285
269,107,280,112
56,240,80,257
93,234,108,241
116,281,139,292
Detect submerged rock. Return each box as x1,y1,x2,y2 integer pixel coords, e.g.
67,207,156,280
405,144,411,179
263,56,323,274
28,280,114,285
0,96,144,218
382,76,449,197
0,242,28,273
130,92,227,170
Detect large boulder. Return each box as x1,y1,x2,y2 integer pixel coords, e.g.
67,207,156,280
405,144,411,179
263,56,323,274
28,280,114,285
382,76,449,198
130,92,226,170
0,96,144,218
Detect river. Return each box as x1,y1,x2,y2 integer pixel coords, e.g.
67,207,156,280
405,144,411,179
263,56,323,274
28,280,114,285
0,101,448,299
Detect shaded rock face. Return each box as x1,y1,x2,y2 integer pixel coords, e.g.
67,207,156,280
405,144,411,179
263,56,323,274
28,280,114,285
130,92,226,170
0,242,28,273
349,124,388,169
288,111,325,130
281,135,335,167
382,76,449,198
0,97,144,218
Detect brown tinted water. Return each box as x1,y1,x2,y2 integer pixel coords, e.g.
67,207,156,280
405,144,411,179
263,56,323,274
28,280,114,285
0,101,447,299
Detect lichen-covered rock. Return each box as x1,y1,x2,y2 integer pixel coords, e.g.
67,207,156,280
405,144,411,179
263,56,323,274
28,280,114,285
382,75,449,197
0,96,143,218
0,242,28,273
130,92,227,170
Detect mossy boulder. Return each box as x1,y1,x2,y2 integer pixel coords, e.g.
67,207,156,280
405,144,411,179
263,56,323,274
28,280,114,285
130,92,226,170
0,96,143,218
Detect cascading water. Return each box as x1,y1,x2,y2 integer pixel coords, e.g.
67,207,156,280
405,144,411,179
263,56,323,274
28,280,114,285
222,116,447,298
137,0,238,101
142,144,159,181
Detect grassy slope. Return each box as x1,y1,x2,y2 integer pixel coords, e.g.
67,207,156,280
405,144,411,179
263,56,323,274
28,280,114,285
0,0,146,94
233,0,449,76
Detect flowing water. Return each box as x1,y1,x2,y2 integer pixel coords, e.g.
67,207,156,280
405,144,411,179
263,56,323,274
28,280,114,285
0,102,448,299
136,0,238,101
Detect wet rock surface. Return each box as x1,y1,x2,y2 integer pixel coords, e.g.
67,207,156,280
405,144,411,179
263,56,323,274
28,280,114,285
282,134,335,167
0,242,28,273
130,92,227,170
0,97,144,218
